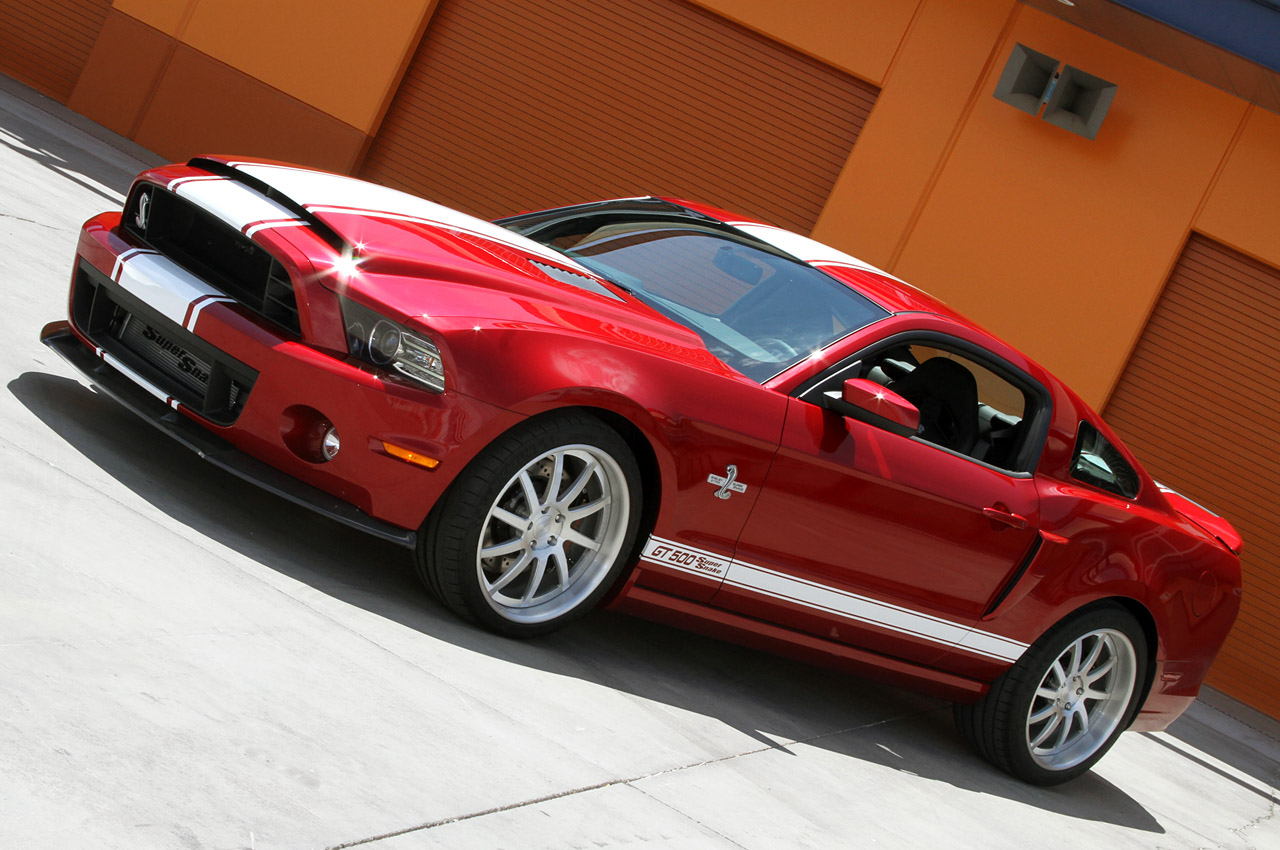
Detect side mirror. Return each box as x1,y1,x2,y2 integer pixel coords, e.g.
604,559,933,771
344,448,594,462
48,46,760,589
839,378,920,436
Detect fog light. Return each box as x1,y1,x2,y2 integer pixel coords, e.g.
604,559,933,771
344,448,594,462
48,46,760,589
322,427,341,461
281,405,341,464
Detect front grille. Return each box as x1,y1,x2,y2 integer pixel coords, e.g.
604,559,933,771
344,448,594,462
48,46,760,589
72,261,257,425
123,183,302,335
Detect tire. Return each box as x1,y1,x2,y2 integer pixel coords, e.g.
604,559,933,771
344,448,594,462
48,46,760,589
416,411,642,638
954,603,1148,785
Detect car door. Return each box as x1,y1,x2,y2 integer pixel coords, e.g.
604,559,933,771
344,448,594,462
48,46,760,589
713,331,1049,666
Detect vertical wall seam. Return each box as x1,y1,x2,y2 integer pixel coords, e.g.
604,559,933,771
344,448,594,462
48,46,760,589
127,0,201,139
352,0,443,176
1099,102,1253,413
885,1,1022,272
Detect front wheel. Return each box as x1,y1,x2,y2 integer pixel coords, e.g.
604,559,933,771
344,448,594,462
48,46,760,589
954,604,1147,785
417,412,642,637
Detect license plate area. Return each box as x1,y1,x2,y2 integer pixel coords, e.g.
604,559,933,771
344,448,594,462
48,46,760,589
73,259,257,425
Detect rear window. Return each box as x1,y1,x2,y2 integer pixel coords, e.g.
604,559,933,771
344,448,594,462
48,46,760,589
1071,421,1140,499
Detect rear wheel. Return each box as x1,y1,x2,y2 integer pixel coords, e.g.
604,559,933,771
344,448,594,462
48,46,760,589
954,604,1147,785
417,412,641,637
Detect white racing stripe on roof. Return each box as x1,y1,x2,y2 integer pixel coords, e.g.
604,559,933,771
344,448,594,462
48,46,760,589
225,162,591,271
727,222,907,283
172,177,301,235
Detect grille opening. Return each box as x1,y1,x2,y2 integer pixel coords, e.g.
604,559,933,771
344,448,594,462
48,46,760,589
72,260,257,425
125,184,302,335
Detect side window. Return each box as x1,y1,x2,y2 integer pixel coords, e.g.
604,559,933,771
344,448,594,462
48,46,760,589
1071,421,1140,499
801,338,1045,473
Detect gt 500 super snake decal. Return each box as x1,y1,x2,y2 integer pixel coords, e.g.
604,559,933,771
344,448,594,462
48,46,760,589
640,534,1028,663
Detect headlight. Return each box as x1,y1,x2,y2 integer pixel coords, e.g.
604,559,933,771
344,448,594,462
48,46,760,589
340,296,445,392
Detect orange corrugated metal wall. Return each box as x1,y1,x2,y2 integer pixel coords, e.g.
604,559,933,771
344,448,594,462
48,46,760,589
1104,233,1280,717
361,0,878,233
0,0,110,101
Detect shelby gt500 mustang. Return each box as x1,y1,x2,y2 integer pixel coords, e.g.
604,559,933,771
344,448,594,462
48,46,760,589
42,156,1241,785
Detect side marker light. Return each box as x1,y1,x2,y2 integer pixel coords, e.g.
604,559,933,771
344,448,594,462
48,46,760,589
382,441,440,469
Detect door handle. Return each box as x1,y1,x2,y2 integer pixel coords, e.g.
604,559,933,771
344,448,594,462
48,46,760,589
983,506,1029,530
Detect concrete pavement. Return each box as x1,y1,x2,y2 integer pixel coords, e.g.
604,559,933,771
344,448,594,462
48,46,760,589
0,74,1277,850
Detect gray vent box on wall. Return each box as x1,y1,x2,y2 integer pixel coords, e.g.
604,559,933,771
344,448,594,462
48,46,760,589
993,44,1060,114
993,43,1118,140
1043,65,1118,140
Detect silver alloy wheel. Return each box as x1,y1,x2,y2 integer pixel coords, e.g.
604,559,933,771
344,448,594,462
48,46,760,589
475,443,630,624
1026,627,1138,771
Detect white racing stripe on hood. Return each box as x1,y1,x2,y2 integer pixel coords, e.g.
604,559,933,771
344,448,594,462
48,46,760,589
225,162,593,272
115,252,228,328
172,177,301,234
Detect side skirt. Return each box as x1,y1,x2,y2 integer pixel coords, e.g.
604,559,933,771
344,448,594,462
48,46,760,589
610,583,989,703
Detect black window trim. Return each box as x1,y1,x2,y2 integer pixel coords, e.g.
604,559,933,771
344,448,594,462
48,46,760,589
1069,419,1142,500
793,329,1054,477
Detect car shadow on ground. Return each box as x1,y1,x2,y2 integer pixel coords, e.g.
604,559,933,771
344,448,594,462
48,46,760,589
12,370,1174,832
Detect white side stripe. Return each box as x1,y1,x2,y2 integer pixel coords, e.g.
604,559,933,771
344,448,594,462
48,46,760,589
639,535,1029,663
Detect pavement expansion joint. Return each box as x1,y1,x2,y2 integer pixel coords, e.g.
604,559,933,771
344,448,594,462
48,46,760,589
629,783,752,850
0,210,75,232
325,707,940,849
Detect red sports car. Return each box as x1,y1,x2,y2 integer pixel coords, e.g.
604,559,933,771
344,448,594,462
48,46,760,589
41,157,1242,785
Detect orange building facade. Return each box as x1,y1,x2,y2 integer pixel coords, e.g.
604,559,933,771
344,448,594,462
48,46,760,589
4,0,1278,716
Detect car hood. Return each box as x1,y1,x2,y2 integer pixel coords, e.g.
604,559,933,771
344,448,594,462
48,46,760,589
181,157,727,369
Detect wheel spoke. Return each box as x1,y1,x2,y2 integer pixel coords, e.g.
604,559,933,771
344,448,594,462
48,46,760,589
1080,634,1106,675
488,550,533,593
1050,659,1067,688
1029,704,1058,724
491,506,529,530
1082,685,1110,700
1072,702,1091,734
561,458,598,504
481,537,527,559
547,451,566,502
1084,657,1115,685
567,496,610,522
1066,639,1085,677
564,527,601,551
1036,686,1059,700
519,470,542,513
1031,712,1063,748
552,546,570,588
521,553,549,604
1054,711,1074,749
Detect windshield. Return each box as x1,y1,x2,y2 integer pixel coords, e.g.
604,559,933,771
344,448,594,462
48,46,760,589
514,214,889,381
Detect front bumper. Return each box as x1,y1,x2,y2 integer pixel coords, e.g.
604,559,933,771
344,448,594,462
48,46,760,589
43,320,418,547
50,214,521,542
